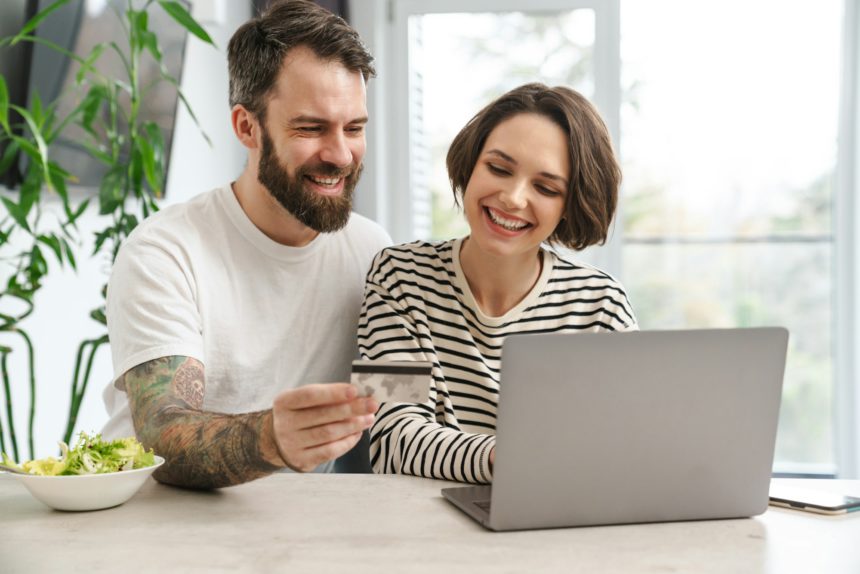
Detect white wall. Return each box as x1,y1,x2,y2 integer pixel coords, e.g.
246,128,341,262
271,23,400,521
2,0,251,459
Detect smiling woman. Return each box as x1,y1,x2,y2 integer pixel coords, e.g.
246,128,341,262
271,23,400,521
357,83,637,484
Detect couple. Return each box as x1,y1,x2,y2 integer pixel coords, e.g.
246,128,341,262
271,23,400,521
101,0,637,489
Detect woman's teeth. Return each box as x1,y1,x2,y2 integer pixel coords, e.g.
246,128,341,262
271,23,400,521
487,208,528,231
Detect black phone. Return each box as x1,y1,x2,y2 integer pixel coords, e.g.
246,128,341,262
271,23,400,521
769,484,860,515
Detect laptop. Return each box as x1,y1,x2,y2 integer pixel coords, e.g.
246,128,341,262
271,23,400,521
442,327,789,531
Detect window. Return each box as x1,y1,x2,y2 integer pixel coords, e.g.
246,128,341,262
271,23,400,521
359,0,856,476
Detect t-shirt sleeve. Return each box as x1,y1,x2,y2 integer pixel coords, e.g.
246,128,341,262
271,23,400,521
106,236,205,382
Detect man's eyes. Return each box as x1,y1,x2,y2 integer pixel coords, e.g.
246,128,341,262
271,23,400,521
294,125,364,135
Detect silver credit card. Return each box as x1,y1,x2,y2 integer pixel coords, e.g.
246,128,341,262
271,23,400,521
351,360,432,403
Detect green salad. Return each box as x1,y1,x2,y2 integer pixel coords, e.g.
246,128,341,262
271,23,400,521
2,432,156,476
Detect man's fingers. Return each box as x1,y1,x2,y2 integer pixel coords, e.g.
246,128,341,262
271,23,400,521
289,396,378,430
271,383,378,471
288,431,365,473
293,414,374,450
276,383,357,410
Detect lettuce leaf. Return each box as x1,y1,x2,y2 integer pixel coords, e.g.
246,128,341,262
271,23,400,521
2,432,156,476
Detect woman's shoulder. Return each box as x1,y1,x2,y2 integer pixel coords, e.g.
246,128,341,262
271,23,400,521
373,239,455,268
367,239,458,288
544,248,628,292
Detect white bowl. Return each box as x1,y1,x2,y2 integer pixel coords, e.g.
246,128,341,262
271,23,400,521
6,455,164,511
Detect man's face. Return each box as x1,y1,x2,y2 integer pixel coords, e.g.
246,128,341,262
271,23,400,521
256,46,368,233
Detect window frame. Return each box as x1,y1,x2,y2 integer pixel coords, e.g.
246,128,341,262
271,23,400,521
835,0,860,478
351,0,859,478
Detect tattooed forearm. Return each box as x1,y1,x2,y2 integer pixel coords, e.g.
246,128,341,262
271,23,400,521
121,356,286,489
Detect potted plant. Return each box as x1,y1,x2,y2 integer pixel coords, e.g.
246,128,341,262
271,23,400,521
0,0,214,458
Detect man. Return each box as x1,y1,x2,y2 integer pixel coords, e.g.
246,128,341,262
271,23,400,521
101,0,390,488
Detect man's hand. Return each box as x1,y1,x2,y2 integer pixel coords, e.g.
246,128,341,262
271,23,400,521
271,383,378,472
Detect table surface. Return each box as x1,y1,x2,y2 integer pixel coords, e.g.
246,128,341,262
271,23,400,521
2,473,860,574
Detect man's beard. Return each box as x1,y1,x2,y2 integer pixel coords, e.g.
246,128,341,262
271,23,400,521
257,127,360,233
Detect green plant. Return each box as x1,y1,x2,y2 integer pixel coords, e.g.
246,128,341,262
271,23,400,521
0,0,214,457
0,78,85,460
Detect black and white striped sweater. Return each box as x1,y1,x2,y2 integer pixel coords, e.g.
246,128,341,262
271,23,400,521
358,238,637,484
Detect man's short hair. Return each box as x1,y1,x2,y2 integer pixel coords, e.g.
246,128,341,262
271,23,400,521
227,0,376,121
446,83,621,251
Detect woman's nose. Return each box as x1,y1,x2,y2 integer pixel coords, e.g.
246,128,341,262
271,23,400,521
498,179,529,210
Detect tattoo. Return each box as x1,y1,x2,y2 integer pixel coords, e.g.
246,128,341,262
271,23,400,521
173,360,205,408
122,356,283,489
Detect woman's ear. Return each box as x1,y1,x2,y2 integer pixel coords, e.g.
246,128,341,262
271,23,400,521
231,104,260,150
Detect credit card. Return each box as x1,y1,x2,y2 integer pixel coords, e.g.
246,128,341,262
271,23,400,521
351,360,433,403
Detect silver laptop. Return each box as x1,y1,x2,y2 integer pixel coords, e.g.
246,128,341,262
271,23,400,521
442,327,789,531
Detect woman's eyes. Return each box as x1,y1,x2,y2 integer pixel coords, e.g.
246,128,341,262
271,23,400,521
536,185,562,197
486,163,510,176
487,162,563,197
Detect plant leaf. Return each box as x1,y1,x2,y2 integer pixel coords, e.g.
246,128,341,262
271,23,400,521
98,166,125,215
130,147,144,197
0,76,9,133
37,234,64,264
75,43,106,85
157,1,215,46
81,84,107,134
10,135,40,163
69,198,90,224
138,135,157,193
30,91,44,128
141,30,162,63
47,162,70,207
12,0,73,45
10,105,52,191
80,140,112,165
0,140,19,175
1,197,30,233
60,237,77,271
92,227,113,255
90,308,107,325
161,72,212,146
139,122,165,195
135,10,149,35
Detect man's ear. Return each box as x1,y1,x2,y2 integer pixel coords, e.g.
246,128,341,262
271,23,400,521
232,104,260,150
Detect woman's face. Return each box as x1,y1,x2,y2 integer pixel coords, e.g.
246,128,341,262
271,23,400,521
463,113,570,259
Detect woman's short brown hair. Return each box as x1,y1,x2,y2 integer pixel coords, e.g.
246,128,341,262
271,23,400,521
446,83,620,250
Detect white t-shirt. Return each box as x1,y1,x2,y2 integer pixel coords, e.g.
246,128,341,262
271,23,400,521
102,184,391,441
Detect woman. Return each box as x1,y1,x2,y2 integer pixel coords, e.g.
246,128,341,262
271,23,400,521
358,83,637,484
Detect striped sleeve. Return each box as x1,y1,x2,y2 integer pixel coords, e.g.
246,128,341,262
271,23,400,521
358,248,495,484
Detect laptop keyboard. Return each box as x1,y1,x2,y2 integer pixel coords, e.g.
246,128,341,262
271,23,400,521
474,500,491,512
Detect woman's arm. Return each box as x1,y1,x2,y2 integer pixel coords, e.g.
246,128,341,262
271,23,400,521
358,250,495,484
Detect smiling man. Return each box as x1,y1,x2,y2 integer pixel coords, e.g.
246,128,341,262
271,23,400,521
101,0,390,489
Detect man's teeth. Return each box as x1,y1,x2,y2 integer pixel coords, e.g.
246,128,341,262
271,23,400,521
487,208,528,231
308,175,341,186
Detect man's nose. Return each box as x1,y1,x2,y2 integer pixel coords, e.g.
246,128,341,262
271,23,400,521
319,132,352,168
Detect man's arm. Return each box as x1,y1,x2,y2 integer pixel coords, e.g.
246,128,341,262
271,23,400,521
122,356,284,489
122,356,378,489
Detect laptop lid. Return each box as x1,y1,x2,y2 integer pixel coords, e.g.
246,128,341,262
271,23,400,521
484,327,788,531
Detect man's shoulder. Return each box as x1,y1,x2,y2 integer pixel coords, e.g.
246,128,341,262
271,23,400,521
125,186,227,247
343,212,391,243
324,212,392,258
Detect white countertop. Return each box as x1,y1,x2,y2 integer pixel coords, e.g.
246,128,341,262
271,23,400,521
2,473,859,573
